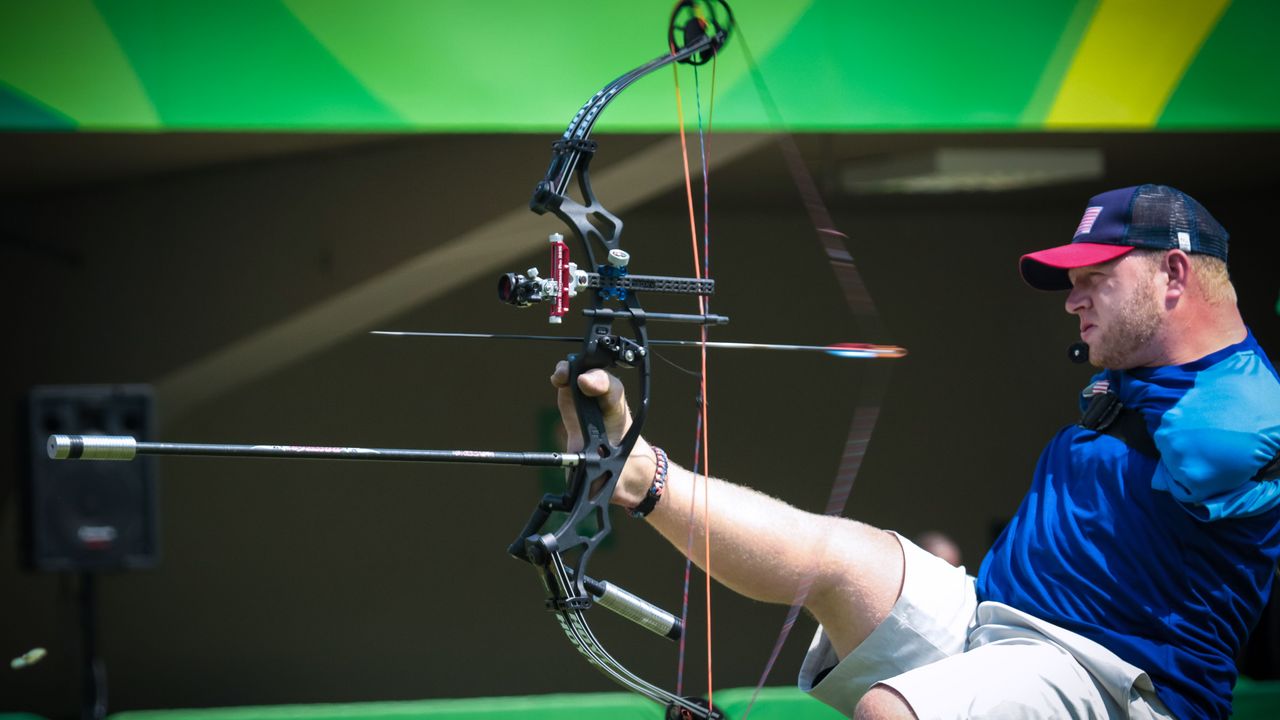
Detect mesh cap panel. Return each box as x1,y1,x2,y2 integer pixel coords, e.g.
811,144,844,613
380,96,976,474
1127,184,1229,261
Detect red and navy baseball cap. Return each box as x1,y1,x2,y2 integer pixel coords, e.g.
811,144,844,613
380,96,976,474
1019,184,1229,291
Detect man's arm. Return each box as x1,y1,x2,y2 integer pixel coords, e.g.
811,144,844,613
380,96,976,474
551,363,904,658
1148,351,1280,521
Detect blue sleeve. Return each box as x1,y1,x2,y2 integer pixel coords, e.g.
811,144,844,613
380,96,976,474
1150,351,1280,521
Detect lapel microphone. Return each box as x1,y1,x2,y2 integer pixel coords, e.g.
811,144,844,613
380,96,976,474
1069,342,1090,364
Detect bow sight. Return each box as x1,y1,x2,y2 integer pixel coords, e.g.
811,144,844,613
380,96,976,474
498,234,721,320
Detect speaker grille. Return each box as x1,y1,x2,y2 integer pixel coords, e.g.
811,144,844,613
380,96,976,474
24,385,158,572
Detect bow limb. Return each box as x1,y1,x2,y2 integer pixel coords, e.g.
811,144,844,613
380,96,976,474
530,0,733,270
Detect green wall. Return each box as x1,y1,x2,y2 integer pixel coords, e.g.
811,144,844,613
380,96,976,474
1,0,1276,131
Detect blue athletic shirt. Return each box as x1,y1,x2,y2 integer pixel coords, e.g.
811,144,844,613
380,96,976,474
976,330,1280,719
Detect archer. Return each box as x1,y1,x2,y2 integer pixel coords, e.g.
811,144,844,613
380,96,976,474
552,184,1280,719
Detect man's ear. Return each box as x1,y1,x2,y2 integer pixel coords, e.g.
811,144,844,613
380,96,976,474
1164,249,1192,301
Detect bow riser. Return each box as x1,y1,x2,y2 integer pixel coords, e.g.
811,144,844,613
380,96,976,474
508,5,735,716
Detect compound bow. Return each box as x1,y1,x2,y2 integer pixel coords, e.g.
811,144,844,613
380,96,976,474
498,2,735,717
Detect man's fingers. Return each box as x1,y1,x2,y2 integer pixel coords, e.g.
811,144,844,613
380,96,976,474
555,364,584,453
575,368,613,397
552,365,616,399
581,370,626,414
550,360,570,388
579,369,630,440
552,366,632,448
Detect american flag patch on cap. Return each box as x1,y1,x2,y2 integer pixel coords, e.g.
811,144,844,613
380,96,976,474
1074,206,1102,237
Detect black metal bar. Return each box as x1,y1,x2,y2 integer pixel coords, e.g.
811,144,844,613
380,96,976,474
582,309,730,325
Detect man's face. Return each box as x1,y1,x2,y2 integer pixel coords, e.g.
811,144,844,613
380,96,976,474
1065,253,1165,369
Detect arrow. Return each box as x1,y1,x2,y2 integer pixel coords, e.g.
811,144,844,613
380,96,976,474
370,331,906,359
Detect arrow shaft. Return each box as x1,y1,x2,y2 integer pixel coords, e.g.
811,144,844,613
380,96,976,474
370,331,905,357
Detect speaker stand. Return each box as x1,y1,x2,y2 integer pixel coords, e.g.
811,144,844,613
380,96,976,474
79,573,107,720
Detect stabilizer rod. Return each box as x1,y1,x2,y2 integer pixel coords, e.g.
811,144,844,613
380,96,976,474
47,435,582,468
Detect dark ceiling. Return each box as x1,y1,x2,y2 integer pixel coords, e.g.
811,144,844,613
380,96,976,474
3,130,1279,206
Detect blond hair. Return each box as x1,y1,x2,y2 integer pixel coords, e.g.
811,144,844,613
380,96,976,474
1131,249,1236,306
1190,254,1236,305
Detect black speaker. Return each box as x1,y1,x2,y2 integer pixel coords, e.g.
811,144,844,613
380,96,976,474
24,385,159,572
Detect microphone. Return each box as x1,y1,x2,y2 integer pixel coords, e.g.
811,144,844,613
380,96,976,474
1068,342,1089,364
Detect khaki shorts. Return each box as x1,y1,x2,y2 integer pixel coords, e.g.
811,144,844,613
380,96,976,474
798,533,1175,719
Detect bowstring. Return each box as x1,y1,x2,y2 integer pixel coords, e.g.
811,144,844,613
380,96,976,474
672,59,696,700
696,52,716,712
671,27,718,709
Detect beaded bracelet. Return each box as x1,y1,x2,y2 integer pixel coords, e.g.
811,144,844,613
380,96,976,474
629,446,668,518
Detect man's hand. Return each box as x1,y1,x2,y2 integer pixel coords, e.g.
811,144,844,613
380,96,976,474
550,361,655,508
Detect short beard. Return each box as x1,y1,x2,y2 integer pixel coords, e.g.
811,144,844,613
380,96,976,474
1089,275,1162,369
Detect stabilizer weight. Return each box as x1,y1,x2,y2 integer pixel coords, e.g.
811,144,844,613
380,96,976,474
48,434,137,461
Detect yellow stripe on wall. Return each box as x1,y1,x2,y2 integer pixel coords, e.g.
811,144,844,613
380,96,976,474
1045,0,1231,128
